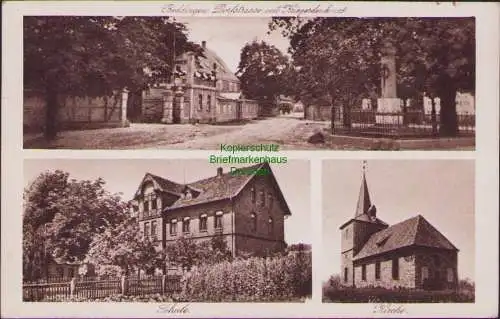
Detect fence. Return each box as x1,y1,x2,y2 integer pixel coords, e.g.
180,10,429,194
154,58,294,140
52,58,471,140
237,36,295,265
23,275,182,301
332,109,475,138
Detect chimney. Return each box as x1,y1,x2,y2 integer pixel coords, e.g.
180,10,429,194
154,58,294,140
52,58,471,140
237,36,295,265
217,167,223,177
202,41,206,49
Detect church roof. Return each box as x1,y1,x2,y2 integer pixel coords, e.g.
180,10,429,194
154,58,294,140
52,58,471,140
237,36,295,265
353,214,458,261
355,171,371,217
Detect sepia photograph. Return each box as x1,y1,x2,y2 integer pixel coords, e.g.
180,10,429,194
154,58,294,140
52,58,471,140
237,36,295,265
22,159,312,302
321,160,475,303
23,16,475,150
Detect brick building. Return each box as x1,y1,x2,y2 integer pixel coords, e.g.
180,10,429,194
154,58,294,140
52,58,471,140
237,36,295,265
131,162,290,258
339,169,459,290
141,41,259,124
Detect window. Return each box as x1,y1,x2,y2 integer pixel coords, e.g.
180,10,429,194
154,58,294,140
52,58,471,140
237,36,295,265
268,193,273,209
375,261,381,280
392,258,399,280
198,94,203,111
268,217,274,235
207,95,211,111
143,200,149,218
170,220,177,236
215,212,223,230
199,214,208,232
183,218,190,233
422,266,429,282
68,268,74,278
344,267,348,282
151,196,157,210
57,267,64,278
151,221,158,240
447,268,454,282
144,222,150,240
361,264,366,281
251,187,256,203
250,212,257,232
259,191,265,207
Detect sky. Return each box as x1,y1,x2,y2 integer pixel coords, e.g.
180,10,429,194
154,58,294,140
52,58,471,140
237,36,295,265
174,17,291,73
322,159,475,282
24,159,311,245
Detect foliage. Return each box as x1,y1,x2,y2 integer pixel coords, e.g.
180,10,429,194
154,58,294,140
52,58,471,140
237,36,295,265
164,235,233,271
24,16,197,139
269,17,475,136
236,40,293,108
179,251,312,302
322,281,475,303
86,217,160,276
23,170,127,281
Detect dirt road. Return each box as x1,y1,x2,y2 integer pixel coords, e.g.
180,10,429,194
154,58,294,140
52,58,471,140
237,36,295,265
24,113,330,150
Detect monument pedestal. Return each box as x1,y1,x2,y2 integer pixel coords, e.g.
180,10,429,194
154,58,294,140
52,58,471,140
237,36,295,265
376,98,403,125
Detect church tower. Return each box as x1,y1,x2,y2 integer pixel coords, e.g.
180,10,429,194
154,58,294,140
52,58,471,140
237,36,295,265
339,161,388,286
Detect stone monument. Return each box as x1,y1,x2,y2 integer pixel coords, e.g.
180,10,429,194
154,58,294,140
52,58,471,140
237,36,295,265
376,42,402,125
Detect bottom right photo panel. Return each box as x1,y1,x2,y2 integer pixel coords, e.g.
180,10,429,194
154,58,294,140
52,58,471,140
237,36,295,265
322,159,475,303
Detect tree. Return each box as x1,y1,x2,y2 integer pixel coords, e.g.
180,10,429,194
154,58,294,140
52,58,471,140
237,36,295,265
24,16,196,139
86,217,160,276
164,235,232,271
270,17,475,136
236,40,292,113
23,170,127,281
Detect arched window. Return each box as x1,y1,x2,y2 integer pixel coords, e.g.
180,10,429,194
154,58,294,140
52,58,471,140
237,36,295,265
259,191,265,207
250,212,257,232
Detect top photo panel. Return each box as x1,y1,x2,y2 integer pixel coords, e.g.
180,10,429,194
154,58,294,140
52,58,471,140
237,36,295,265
23,16,475,150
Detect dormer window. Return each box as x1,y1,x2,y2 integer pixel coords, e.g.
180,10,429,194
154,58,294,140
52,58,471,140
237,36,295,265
185,190,192,200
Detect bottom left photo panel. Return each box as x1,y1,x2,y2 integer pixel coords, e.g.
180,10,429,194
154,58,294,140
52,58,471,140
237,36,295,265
22,158,312,303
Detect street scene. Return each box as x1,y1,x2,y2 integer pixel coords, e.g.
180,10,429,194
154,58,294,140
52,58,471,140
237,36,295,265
23,17,475,150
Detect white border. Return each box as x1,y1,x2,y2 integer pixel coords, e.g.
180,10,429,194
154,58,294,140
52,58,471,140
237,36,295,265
2,1,499,318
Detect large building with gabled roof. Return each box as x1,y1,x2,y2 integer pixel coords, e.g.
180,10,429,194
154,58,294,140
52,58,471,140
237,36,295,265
339,165,459,290
130,162,290,259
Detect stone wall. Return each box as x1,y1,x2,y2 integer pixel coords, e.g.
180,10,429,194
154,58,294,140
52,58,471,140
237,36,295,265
414,247,458,290
24,90,128,133
354,251,417,289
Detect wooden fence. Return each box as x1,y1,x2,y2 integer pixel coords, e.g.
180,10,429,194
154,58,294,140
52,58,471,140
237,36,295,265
23,275,182,301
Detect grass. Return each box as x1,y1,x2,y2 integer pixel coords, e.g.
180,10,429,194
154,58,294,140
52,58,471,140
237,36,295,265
322,285,475,303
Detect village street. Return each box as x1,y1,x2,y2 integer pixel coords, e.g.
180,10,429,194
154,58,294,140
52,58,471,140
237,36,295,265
23,113,337,150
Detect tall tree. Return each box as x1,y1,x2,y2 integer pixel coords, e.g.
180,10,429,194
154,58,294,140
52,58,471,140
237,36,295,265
236,40,291,113
270,17,475,136
24,16,196,139
23,170,127,281
86,217,161,276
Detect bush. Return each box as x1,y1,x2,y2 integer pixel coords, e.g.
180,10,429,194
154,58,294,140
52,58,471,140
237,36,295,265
179,252,312,302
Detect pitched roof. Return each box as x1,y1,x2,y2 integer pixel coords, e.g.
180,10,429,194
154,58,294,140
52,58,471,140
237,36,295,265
142,162,291,215
193,46,239,82
355,172,371,217
354,215,458,261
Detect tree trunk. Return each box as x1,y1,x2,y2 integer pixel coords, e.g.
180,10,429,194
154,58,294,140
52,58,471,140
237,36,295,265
437,73,458,137
44,88,59,140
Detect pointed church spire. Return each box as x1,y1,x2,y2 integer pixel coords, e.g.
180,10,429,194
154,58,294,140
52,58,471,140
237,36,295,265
355,161,372,216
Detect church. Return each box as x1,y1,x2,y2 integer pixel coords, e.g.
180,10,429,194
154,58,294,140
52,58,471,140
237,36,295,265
339,164,459,290
130,162,290,258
